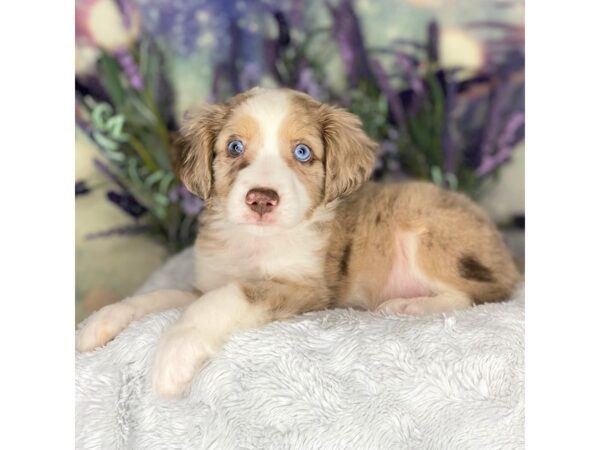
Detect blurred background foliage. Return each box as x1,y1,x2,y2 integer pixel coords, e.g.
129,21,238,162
75,0,524,320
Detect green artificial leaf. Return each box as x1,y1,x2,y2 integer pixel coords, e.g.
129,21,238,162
445,172,458,191
98,53,126,106
128,135,159,172
154,206,167,220
105,115,129,141
135,131,171,171
158,172,175,194
92,130,120,153
406,113,430,155
153,193,170,207
430,165,444,186
144,170,165,189
127,158,143,185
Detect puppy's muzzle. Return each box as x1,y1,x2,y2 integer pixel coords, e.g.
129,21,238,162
245,188,279,217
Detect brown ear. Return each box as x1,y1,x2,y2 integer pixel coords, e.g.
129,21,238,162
319,105,378,202
172,103,228,200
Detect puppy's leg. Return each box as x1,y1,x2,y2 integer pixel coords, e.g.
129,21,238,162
413,193,522,305
376,292,472,316
153,280,329,398
77,289,198,352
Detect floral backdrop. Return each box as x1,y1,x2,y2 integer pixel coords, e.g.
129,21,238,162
75,0,524,321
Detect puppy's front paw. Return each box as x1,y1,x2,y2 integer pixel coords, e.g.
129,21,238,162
376,298,426,315
152,327,215,399
77,302,136,352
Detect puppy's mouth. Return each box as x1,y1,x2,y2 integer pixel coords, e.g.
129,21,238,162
242,211,279,226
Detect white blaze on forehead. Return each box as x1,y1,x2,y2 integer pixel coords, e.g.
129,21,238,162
238,89,291,157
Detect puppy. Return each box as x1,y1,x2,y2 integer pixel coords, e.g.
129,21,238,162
77,87,522,398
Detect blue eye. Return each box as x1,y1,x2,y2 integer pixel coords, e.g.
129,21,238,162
227,140,245,157
293,144,312,162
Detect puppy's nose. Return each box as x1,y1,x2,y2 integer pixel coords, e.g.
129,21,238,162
245,188,279,216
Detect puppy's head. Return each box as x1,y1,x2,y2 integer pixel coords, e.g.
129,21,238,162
174,87,377,230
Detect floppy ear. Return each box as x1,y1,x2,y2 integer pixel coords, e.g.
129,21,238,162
172,103,228,200
319,105,379,202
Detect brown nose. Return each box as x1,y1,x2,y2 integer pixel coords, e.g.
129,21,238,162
245,188,279,216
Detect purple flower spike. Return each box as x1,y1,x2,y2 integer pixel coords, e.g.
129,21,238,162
442,76,458,174
427,21,440,63
290,0,305,27
93,158,129,192
86,224,152,240
114,49,144,90
116,0,134,28
182,196,203,216
168,186,180,203
239,63,262,91
297,67,324,100
371,58,405,126
396,51,424,96
180,186,204,216
498,111,525,148
475,112,524,177
75,181,91,196
107,191,147,218
327,0,374,87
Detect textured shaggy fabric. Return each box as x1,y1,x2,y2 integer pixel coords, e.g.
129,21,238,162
76,248,524,449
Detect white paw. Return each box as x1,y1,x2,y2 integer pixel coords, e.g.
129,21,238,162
377,298,426,316
76,302,136,352
152,327,215,399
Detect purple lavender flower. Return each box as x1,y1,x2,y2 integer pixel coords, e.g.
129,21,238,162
427,21,439,63
371,58,405,126
107,191,148,217
296,67,324,100
440,72,458,174
475,111,524,177
116,0,134,27
327,0,374,87
181,193,204,216
93,158,129,192
239,62,262,91
289,0,305,28
168,185,180,203
86,224,152,240
396,51,425,98
75,181,91,196
114,48,144,90
169,185,204,216
132,0,206,57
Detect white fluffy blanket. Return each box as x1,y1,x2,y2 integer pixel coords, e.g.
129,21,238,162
76,249,524,449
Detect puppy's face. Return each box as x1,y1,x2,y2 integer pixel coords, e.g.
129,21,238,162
175,88,377,231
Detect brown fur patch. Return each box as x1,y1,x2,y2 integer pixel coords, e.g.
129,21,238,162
212,113,260,199
318,104,379,202
339,241,352,278
458,255,495,282
240,278,330,319
173,103,229,199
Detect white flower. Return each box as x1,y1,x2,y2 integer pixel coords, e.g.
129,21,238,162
75,40,100,76
76,0,141,52
439,27,485,72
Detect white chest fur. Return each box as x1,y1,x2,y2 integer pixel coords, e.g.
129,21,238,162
194,215,330,293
